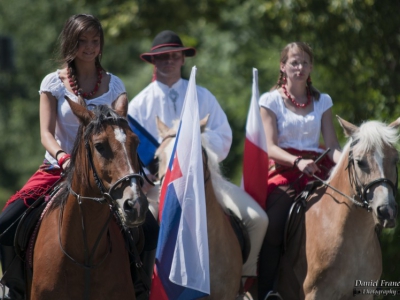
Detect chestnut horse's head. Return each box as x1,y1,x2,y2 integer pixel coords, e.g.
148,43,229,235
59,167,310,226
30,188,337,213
337,116,400,228
65,95,148,227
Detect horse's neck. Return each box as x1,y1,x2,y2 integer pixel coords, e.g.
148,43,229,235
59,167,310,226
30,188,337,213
204,177,223,213
203,169,231,229
61,182,112,254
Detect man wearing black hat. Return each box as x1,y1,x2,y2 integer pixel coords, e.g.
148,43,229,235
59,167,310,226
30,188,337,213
128,30,232,165
128,30,233,216
128,30,268,297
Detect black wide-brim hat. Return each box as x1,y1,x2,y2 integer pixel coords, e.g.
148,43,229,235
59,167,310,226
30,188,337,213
140,30,196,64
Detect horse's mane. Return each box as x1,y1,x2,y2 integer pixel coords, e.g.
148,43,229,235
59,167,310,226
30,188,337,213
201,134,225,181
49,104,124,210
201,134,234,210
328,120,400,181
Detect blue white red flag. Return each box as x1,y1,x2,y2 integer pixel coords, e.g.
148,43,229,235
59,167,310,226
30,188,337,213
127,115,159,167
150,66,210,300
242,68,269,209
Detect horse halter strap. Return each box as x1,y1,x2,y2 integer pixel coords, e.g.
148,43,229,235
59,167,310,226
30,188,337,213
346,138,398,211
82,117,146,204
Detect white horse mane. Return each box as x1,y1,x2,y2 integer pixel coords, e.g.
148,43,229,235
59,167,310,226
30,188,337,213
201,134,234,209
355,120,399,156
201,134,227,181
328,120,400,181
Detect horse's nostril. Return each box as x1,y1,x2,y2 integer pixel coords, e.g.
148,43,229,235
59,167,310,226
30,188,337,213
377,206,392,219
124,200,136,210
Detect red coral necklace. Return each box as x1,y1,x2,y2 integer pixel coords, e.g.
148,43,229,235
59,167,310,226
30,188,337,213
68,64,103,99
282,84,311,108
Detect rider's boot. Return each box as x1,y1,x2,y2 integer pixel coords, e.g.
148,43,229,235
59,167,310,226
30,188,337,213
257,244,281,300
0,245,25,300
132,249,156,300
140,249,156,285
132,210,158,300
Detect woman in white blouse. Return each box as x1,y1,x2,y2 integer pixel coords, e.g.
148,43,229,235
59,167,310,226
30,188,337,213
258,42,342,300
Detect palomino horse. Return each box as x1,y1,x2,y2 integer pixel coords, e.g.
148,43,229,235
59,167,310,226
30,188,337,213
155,117,242,300
278,116,399,300
28,96,148,300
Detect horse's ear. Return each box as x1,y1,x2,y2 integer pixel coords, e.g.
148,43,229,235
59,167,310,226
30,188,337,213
337,115,358,137
156,116,171,139
65,96,94,125
389,117,400,129
77,95,86,107
200,114,210,133
112,93,128,118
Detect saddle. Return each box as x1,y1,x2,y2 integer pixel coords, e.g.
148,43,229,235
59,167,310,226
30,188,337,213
14,184,63,262
226,209,251,264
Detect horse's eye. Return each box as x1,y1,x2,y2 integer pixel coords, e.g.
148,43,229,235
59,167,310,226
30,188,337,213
356,159,368,169
94,143,105,153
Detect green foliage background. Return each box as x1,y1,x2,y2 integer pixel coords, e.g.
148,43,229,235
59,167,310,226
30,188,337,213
0,0,399,288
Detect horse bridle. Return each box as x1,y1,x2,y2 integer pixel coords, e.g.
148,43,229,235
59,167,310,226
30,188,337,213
314,139,398,212
69,117,152,204
60,116,150,299
345,138,398,211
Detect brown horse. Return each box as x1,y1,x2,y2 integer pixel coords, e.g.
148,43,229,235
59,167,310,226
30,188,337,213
155,116,242,300
28,96,148,300
278,116,399,300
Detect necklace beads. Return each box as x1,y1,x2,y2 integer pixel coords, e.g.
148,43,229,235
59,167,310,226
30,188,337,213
282,84,311,108
68,65,103,99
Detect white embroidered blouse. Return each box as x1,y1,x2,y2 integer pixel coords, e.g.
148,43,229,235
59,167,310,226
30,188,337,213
259,89,333,153
39,70,126,165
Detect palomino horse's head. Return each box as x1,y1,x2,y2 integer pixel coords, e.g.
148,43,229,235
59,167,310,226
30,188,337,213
65,95,148,227
337,116,400,228
154,115,209,183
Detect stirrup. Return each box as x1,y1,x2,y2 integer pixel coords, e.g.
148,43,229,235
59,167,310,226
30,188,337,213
0,282,5,299
0,282,11,300
235,291,254,300
264,290,283,300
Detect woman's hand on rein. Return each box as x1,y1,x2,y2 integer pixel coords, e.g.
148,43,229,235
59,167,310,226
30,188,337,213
297,159,320,176
62,159,70,170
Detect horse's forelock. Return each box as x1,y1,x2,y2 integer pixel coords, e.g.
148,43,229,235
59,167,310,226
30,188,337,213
328,121,399,182
84,105,122,137
354,121,400,157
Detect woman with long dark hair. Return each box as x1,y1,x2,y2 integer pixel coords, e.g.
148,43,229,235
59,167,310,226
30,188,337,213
0,14,127,299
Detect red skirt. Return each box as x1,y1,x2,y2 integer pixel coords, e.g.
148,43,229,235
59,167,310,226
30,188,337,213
4,162,62,209
267,148,335,197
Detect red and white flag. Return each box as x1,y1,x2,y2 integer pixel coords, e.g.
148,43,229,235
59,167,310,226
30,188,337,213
241,68,269,209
